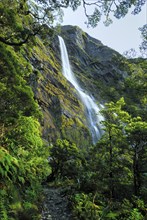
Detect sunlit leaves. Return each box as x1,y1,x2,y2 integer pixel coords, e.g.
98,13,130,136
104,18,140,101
124,62,147,110
0,38,50,218
126,117,147,143
50,139,82,178
102,97,130,125
98,96,147,197
0,147,18,180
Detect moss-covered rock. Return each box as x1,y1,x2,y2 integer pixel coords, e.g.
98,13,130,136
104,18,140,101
24,34,91,147
18,25,145,147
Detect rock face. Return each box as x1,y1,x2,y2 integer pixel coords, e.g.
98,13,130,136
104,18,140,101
28,25,127,146
28,34,91,147
60,26,126,102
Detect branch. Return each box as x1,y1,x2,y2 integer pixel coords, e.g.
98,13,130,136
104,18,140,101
0,35,31,46
0,27,41,46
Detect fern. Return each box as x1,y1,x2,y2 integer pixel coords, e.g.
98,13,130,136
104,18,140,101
0,194,8,220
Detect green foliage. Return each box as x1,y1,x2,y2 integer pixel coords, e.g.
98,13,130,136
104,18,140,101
0,0,146,47
116,198,146,220
67,97,147,219
3,116,51,183
0,2,146,219
49,139,83,179
0,0,62,46
125,64,147,102
0,42,41,124
0,147,18,181
0,37,50,219
0,190,9,220
72,193,101,219
128,208,144,220
72,193,124,220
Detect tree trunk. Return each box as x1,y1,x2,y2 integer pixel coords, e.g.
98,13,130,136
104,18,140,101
133,147,140,196
109,130,114,200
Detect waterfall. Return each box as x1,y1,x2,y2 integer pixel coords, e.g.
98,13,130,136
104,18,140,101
58,36,104,144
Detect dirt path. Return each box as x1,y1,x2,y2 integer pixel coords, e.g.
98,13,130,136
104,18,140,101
41,186,76,220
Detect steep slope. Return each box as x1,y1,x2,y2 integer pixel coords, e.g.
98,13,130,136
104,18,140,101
60,26,127,102
26,25,131,146
28,36,91,147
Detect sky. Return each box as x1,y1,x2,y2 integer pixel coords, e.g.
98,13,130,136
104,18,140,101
62,3,147,56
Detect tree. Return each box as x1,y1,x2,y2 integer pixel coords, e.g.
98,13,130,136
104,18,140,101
139,24,147,57
124,60,147,119
123,48,137,59
49,139,82,179
97,98,133,200
123,24,147,58
0,0,146,45
79,0,146,27
0,0,59,46
88,98,147,201
72,97,147,219
125,117,147,196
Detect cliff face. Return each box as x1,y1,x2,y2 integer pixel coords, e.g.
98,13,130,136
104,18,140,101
28,32,91,147
28,25,128,146
60,26,127,101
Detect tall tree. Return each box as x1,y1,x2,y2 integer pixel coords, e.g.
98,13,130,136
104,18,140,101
126,117,147,196
99,98,133,200
91,98,147,200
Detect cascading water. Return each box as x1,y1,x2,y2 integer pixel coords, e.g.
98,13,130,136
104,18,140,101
58,36,104,144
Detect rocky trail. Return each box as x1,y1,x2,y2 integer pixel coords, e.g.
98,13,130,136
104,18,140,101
41,186,76,220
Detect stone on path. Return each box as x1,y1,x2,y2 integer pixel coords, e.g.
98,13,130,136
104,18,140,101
41,187,76,220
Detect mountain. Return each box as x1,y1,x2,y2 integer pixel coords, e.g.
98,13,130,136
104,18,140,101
0,24,143,146
29,25,129,146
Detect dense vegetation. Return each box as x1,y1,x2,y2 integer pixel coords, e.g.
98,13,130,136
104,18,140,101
49,60,147,219
0,39,52,219
0,0,147,219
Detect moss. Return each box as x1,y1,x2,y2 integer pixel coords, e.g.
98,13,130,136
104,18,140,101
61,115,74,128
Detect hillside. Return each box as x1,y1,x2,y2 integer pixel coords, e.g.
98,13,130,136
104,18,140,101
28,25,131,146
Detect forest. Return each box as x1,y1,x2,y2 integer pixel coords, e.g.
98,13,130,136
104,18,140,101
0,0,147,219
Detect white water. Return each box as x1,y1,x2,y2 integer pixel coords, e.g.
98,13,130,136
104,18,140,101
58,36,104,144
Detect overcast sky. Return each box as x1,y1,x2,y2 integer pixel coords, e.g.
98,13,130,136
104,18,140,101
62,3,147,55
